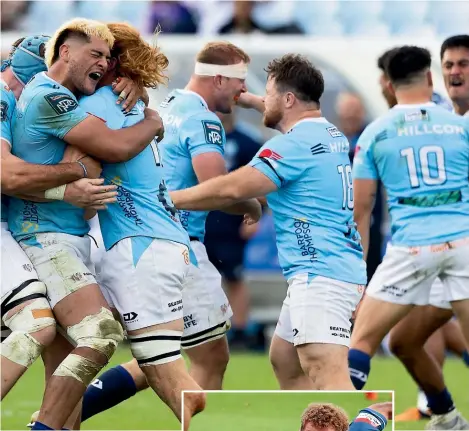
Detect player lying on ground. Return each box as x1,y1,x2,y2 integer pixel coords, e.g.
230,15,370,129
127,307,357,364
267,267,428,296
348,45,469,431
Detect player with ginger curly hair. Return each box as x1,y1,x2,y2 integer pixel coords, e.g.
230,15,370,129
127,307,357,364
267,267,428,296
300,402,391,431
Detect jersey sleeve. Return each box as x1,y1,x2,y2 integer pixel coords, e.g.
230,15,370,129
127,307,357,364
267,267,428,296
349,408,388,431
31,90,89,139
180,112,225,158
352,125,379,180
0,95,13,147
248,135,303,188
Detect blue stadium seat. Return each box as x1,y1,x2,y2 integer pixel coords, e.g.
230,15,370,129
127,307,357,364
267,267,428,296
74,0,119,22
114,1,149,32
427,1,469,36
337,0,384,32
383,0,430,34
293,0,343,35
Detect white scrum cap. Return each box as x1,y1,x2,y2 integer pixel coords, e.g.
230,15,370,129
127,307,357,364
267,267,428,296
194,61,248,79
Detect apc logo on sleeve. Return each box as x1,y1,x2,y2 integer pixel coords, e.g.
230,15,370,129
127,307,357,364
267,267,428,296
44,92,78,115
0,101,8,122
202,120,223,145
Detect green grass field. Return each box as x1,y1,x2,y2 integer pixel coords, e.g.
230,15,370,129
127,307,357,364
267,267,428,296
187,392,393,431
1,348,467,431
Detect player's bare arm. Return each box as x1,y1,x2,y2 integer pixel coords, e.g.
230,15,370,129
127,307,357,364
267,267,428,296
1,140,117,208
353,178,377,259
191,152,262,221
236,92,265,113
170,165,275,216
63,107,164,163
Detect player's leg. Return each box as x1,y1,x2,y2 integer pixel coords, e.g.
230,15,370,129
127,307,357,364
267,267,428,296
349,243,438,389
289,275,363,390
22,233,123,430
441,319,469,363
181,240,231,389
269,297,313,389
100,237,205,427
389,305,458,418
1,226,56,399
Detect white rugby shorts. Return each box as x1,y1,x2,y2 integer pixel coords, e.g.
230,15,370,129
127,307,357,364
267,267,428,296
275,274,364,347
367,238,469,306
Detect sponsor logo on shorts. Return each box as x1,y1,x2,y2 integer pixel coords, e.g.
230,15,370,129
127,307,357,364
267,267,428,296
220,303,228,315
184,314,197,329
356,412,381,428
293,218,318,263
358,285,365,294
123,312,138,323
22,263,33,272
292,328,299,337
381,284,408,297
330,326,350,339
168,299,183,313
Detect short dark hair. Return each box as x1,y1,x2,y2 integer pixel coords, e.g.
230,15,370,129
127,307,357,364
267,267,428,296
385,45,431,86
440,34,469,59
377,47,399,73
265,54,324,104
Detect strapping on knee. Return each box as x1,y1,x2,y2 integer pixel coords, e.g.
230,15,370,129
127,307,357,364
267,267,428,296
52,353,103,386
66,307,124,360
1,331,43,368
181,320,230,350
129,329,182,366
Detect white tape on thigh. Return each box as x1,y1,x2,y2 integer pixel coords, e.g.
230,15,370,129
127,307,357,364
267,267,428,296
66,307,124,360
3,296,55,334
129,329,182,366
53,353,103,386
1,331,43,367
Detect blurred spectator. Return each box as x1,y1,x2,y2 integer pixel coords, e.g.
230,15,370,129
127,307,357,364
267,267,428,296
336,92,384,283
148,1,197,34
204,111,263,350
1,1,30,31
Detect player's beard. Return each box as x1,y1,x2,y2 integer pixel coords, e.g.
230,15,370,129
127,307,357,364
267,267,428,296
263,105,283,130
69,59,96,96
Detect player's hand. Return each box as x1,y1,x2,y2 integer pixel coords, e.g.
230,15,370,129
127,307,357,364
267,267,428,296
64,178,117,210
236,92,265,113
113,77,142,112
240,221,259,240
77,156,103,179
243,199,262,225
61,145,87,163
367,402,393,420
144,108,165,142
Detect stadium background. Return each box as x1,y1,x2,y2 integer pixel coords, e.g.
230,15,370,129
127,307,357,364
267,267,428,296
1,1,468,430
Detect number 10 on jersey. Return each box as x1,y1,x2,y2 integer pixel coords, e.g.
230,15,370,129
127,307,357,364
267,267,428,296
337,164,354,210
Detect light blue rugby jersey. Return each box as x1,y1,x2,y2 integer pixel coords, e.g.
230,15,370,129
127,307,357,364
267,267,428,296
79,86,189,251
249,118,366,284
8,72,89,240
158,89,225,242
1,80,16,223
353,102,469,246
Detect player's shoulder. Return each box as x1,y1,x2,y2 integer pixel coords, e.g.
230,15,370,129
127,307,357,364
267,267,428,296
0,80,15,102
0,80,16,121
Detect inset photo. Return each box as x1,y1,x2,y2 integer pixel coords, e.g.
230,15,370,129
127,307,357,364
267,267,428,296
183,390,393,431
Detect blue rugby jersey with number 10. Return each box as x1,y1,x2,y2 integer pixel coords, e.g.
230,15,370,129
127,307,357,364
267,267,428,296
1,80,16,223
78,86,189,251
249,118,366,284
353,103,469,246
157,89,226,243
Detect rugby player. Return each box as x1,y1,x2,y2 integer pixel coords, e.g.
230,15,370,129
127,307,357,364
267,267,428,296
75,41,262,423
0,34,119,400
373,46,469,423
348,46,469,430
7,18,164,430
170,54,367,390
78,22,205,427
300,402,391,431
